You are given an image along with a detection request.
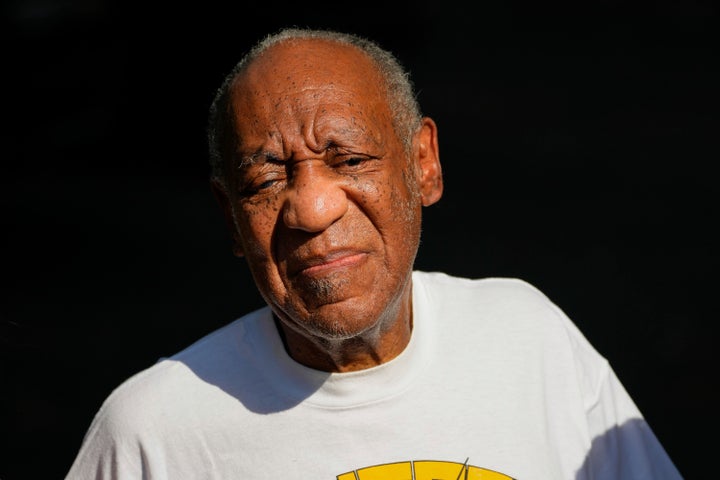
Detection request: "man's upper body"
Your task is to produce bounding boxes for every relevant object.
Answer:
[66,28,682,479]
[66,271,680,479]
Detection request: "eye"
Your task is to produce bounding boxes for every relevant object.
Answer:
[257,179,278,190]
[235,154,287,197]
[332,155,370,170]
[343,157,364,167]
[237,172,285,197]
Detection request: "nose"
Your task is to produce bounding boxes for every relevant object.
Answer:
[282,163,349,232]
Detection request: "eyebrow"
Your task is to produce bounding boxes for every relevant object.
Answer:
[237,150,282,170]
[237,140,350,170]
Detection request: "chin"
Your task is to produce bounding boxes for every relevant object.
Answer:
[306,290,408,342]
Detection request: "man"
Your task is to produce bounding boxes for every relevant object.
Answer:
[66,28,682,479]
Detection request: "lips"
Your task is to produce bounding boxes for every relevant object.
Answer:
[288,249,368,278]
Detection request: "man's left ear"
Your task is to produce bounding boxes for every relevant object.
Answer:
[415,117,443,206]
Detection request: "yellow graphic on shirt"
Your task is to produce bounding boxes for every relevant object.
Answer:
[337,459,514,479]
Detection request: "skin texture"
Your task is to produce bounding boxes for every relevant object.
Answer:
[213,39,443,372]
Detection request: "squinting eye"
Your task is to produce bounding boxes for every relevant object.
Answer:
[237,175,283,197]
[338,157,367,168]
[257,179,277,190]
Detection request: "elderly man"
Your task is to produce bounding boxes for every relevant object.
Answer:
[66,28,682,479]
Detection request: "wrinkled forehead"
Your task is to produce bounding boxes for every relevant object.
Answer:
[227,40,393,152]
[236,39,383,95]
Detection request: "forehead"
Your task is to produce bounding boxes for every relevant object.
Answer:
[228,39,392,154]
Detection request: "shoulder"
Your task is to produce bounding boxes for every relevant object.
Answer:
[413,269,549,294]
[67,307,274,477]
[86,306,272,435]
[412,270,562,314]
[412,269,605,368]
[413,271,613,411]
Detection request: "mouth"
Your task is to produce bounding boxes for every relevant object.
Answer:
[291,250,368,278]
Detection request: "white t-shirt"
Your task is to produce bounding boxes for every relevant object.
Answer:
[66,271,682,479]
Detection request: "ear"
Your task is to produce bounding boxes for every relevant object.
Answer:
[210,179,245,258]
[415,117,443,206]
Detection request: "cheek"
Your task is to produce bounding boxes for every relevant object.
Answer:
[387,163,421,224]
[237,197,281,258]
[350,174,381,206]
[353,168,421,245]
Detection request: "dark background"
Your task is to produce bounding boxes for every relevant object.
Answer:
[2,1,717,478]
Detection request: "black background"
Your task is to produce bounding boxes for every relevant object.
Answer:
[3,1,718,478]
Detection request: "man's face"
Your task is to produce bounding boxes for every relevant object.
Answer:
[220,40,440,343]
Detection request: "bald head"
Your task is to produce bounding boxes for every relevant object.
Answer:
[229,39,393,165]
[207,28,422,189]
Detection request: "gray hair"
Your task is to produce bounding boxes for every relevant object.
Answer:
[207,27,423,189]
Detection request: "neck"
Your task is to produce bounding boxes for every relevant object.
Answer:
[273,286,414,373]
